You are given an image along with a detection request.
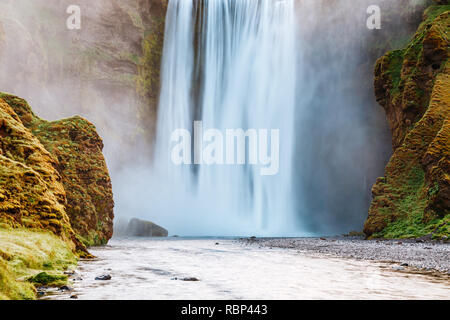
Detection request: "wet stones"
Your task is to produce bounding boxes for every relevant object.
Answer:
[95,274,112,281]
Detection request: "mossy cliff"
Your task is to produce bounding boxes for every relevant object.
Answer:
[0,94,114,246]
[0,99,74,242]
[364,2,450,239]
[0,94,114,299]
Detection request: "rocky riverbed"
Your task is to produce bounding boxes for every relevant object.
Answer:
[240,237,450,274]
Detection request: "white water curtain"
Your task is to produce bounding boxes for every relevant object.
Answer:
[154,0,299,236]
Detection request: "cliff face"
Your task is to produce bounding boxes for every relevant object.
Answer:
[0,0,168,167]
[0,99,69,235]
[0,98,86,257]
[365,3,450,239]
[0,94,114,246]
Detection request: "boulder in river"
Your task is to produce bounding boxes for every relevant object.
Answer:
[125,218,168,238]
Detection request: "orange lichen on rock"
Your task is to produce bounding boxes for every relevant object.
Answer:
[364,5,450,239]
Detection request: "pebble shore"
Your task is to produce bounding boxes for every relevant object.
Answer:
[240,237,450,275]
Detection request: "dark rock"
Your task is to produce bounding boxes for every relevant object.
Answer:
[59,285,72,292]
[70,295,78,299]
[125,218,168,237]
[171,277,200,282]
[401,263,409,267]
[182,277,200,282]
[95,274,112,281]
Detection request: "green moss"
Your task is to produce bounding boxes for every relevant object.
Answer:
[386,49,406,96]
[422,5,450,25]
[27,272,67,286]
[374,213,449,240]
[0,259,35,300]
[0,227,77,300]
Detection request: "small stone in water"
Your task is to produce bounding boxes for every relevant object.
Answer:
[95,274,112,281]
[171,277,200,281]
[182,277,200,281]
[59,285,72,292]
[70,295,78,299]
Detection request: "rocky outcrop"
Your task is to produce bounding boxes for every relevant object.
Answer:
[125,218,168,237]
[0,93,114,248]
[364,3,450,239]
[0,97,87,256]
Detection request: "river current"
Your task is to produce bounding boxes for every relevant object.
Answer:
[45,238,449,300]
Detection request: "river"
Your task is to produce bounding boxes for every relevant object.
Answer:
[44,238,449,300]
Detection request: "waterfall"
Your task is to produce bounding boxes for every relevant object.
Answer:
[153,0,301,236]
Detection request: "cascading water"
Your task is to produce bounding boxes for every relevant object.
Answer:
[153,0,302,236]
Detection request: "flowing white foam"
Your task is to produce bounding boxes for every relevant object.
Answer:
[152,0,301,236]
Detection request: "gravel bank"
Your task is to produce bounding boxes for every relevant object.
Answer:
[240,237,450,274]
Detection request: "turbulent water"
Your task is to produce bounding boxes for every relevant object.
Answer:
[45,239,450,300]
